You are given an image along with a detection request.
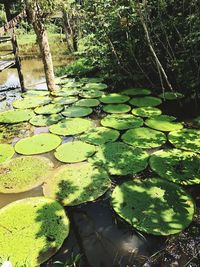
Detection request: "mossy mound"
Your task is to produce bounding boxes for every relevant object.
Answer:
[29,114,63,127]
[55,141,96,163]
[145,116,183,132]
[130,96,162,107]
[49,118,93,136]
[62,106,93,117]
[0,144,15,163]
[0,156,53,193]
[101,114,143,130]
[83,83,108,91]
[34,104,64,115]
[75,98,100,107]
[121,88,151,96]
[22,90,49,97]
[111,178,194,235]
[90,142,149,175]
[80,127,120,145]
[159,92,184,100]
[53,96,78,105]
[0,109,34,124]
[122,127,166,149]
[79,90,103,98]
[100,93,130,104]
[43,163,111,206]
[0,197,69,266]
[15,133,61,155]
[12,96,51,109]
[103,104,131,114]
[168,129,200,153]
[149,149,200,185]
[132,107,162,117]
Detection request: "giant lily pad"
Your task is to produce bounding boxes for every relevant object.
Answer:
[22,90,49,97]
[132,107,162,118]
[122,127,166,149]
[100,94,130,104]
[62,106,93,117]
[130,96,162,107]
[159,92,184,100]
[80,77,104,83]
[75,98,100,107]
[149,149,200,185]
[0,197,69,266]
[12,96,51,109]
[90,142,149,175]
[49,118,93,136]
[54,141,96,163]
[0,109,34,124]
[43,163,111,206]
[121,88,151,96]
[29,114,63,127]
[103,104,131,114]
[101,114,143,130]
[0,144,15,163]
[51,89,79,97]
[83,83,108,91]
[34,104,64,115]
[111,178,194,235]
[53,96,78,105]
[80,127,120,145]
[79,90,103,98]
[145,116,183,132]
[15,133,61,155]
[0,156,53,193]
[168,129,200,153]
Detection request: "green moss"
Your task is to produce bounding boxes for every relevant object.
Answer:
[149,149,200,185]
[122,127,166,149]
[129,96,162,107]
[159,92,184,100]
[80,127,120,145]
[15,133,61,155]
[62,106,93,117]
[90,142,149,175]
[132,107,162,117]
[121,88,151,96]
[34,104,64,115]
[43,163,111,206]
[49,118,93,136]
[0,156,53,193]
[100,93,130,104]
[168,128,200,153]
[53,96,78,105]
[0,144,15,163]
[103,104,131,114]
[101,114,143,130]
[79,90,103,98]
[0,197,69,266]
[111,178,194,235]
[54,141,96,163]
[83,83,108,91]
[0,109,34,124]
[75,98,100,107]
[12,96,51,109]
[145,116,183,132]
[29,114,63,127]
[22,90,49,98]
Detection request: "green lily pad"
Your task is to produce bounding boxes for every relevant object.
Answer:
[63,81,83,88]
[0,197,69,266]
[83,83,108,91]
[54,141,96,163]
[150,149,200,185]
[75,98,100,107]
[159,92,184,100]
[15,133,61,155]
[101,114,143,130]
[43,163,111,206]
[22,90,49,97]
[145,116,183,132]
[79,90,103,98]
[80,77,104,83]
[121,88,151,96]
[168,129,200,153]
[80,127,120,145]
[132,107,162,117]
[100,94,130,104]
[62,106,93,117]
[49,118,93,136]
[130,96,162,107]
[55,77,74,85]
[12,96,51,109]
[111,178,194,235]
[90,142,149,175]
[103,104,131,114]
[0,109,34,124]
[34,104,64,115]
[29,114,63,127]
[0,156,53,193]
[53,96,78,105]
[0,144,15,163]
[122,127,166,149]
[51,89,79,97]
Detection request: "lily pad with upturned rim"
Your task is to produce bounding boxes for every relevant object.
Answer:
[100,94,130,104]
[51,89,79,97]
[132,107,162,118]
[54,141,96,163]
[129,96,162,107]
[122,127,167,149]
[15,133,61,155]
[83,83,108,91]
[34,104,64,115]
[0,197,69,266]
[80,77,104,83]
[0,109,34,124]
[22,90,49,98]
[75,98,100,107]
[43,162,111,206]
[159,92,184,100]
[62,106,93,117]
[111,178,194,235]
[12,96,51,109]
[52,96,78,105]
[149,149,200,185]
[0,144,15,163]
[29,114,63,127]
[121,88,151,96]
[103,104,131,114]
[79,90,103,99]
[145,116,183,132]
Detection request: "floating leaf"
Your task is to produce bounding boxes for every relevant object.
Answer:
[22,90,49,97]
[0,144,14,163]
[121,88,151,96]
[53,96,78,105]
[29,114,63,127]
[80,77,104,83]
[79,90,103,98]
[0,109,34,124]
[145,116,183,132]
[159,92,184,100]
[83,83,108,91]
[75,98,100,107]
[103,104,131,114]
[100,93,130,104]
[130,96,162,107]
[132,107,162,117]
[34,104,64,115]
[51,89,79,97]
[13,96,51,109]
[62,106,93,117]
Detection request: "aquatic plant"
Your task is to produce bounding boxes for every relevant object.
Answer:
[75,98,100,107]
[83,83,108,91]
[52,96,78,105]
[100,93,130,104]
[62,106,93,117]
[12,96,51,109]
[103,104,131,114]
[79,90,103,98]
[29,114,63,127]
[121,88,151,96]
[129,96,162,107]
[0,144,15,163]
[159,92,184,100]
[34,104,64,115]
[0,109,34,124]
[132,107,162,117]
[145,115,183,132]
